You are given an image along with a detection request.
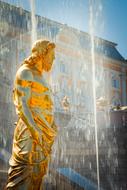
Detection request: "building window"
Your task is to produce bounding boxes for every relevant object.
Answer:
[112,77,120,89]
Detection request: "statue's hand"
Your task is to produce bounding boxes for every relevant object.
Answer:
[30,129,42,145]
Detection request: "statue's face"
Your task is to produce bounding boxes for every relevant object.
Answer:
[43,48,55,72]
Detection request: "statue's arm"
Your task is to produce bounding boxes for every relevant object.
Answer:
[15,68,41,142]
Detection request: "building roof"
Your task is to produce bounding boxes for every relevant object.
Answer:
[0,1,125,62]
[79,32,125,61]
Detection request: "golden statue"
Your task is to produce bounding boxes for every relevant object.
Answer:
[6,40,57,190]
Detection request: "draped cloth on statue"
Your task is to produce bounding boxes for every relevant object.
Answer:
[6,117,57,190]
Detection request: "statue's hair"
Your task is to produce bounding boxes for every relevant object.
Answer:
[24,39,55,66]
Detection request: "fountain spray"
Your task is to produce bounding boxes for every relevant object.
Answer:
[30,0,37,46]
[89,0,100,189]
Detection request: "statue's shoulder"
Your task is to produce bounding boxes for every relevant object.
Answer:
[16,65,33,81]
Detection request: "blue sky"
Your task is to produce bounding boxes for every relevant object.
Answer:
[2,0,127,58]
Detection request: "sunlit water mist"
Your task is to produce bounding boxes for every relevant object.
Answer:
[89,1,100,189]
[30,0,37,46]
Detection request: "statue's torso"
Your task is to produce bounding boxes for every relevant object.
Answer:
[30,71,54,128]
[13,65,54,129]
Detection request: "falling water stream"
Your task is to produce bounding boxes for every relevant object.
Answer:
[89,1,100,189]
[30,0,37,45]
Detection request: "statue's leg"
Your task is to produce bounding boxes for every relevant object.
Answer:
[6,118,33,189]
[6,118,51,190]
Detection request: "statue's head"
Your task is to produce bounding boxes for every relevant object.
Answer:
[32,39,55,72]
[24,39,55,72]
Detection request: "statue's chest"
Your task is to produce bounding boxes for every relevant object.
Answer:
[30,75,53,106]
[32,75,49,93]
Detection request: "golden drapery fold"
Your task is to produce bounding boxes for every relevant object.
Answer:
[6,116,57,190]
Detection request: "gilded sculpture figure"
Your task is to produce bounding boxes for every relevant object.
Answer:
[6,40,57,190]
